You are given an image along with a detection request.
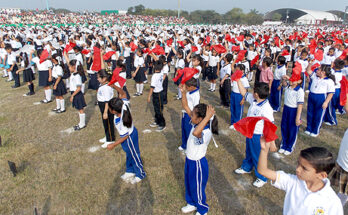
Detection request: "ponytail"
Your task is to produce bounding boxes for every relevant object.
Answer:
[321,65,335,83]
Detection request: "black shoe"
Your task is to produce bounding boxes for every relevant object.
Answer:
[57,109,66,114]
[74,125,86,131]
[52,108,60,112]
[40,99,52,104]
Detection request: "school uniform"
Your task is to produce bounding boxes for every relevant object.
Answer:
[280,85,304,153]
[185,124,212,215]
[269,64,286,111]
[181,88,200,150]
[21,60,35,83]
[230,76,250,126]
[114,115,146,179]
[219,62,231,107]
[324,70,344,125]
[32,56,53,86]
[201,52,209,81]
[306,74,335,135]
[52,64,67,96]
[174,58,185,85]
[241,93,274,182]
[207,54,219,81]
[151,72,165,127]
[7,52,20,87]
[238,60,251,81]
[161,64,169,104]
[70,73,86,110]
[272,171,343,215]
[98,84,115,142]
[322,54,336,66]
[133,55,146,83]
[297,59,309,90]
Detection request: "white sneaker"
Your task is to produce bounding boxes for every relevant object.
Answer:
[99,137,106,143]
[284,151,292,156]
[130,176,142,184]
[120,172,135,182]
[101,142,113,149]
[253,179,267,188]
[278,149,285,154]
[305,90,309,93]
[229,125,236,130]
[325,122,333,126]
[178,146,184,151]
[181,204,197,213]
[149,122,158,128]
[234,167,251,174]
[310,133,319,137]
[304,131,311,135]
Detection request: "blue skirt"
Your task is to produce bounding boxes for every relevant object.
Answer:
[23,68,35,82]
[88,73,99,90]
[71,91,86,110]
[207,66,218,81]
[134,67,146,83]
[53,78,67,96]
[38,70,52,86]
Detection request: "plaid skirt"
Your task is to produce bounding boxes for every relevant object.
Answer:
[329,162,348,195]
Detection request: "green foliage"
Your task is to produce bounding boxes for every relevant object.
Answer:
[272,12,282,21]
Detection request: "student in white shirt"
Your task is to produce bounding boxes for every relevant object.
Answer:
[16,52,36,96]
[96,70,115,148]
[269,56,287,112]
[206,48,220,91]
[322,48,336,66]
[5,45,20,88]
[258,140,343,215]
[51,54,67,113]
[172,48,185,99]
[219,53,232,108]
[147,61,166,131]
[132,49,146,96]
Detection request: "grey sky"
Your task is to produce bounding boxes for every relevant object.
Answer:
[1,0,347,14]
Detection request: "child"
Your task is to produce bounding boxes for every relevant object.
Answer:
[258,57,273,91]
[173,48,185,99]
[51,54,67,113]
[258,140,343,214]
[97,70,115,148]
[107,98,146,184]
[278,73,304,155]
[296,50,309,90]
[132,49,146,96]
[180,103,218,215]
[5,45,20,88]
[178,78,200,152]
[206,48,220,92]
[17,52,35,96]
[229,64,250,129]
[148,61,166,132]
[234,81,274,188]
[0,42,10,79]
[68,60,87,131]
[305,64,335,137]
[159,55,169,105]
[219,53,233,108]
[30,49,53,103]
[269,56,287,112]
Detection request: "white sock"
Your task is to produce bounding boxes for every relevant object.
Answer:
[79,113,86,127]
[60,99,65,111]
[136,83,140,93]
[44,89,49,101]
[178,88,182,98]
[46,89,52,101]
[140,83,144,94]
[338,193,348,206]
[56,99,61,109]
[210,83,213,90]
[8,71,13,80]
[3,69,8,76]
[81,83,85,94]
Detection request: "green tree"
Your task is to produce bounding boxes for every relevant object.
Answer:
[127,7,134,15]
[225,8,244,24]
[134,4,145,15]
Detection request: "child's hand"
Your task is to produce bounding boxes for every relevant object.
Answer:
[296,118,302,126]
[179,84,186,93]
[131,72,136,78]
[107,143,114,150]
[322,102,328,109]
[70,96,74,102]
[103,113,108,120]
[260,137,277,152]
[53,85,57,90]
[147,96,151,103]
[16,70,19,74]
[206,105,215,119]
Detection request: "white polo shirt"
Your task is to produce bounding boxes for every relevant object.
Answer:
[134,56,144,68]
[151,72,163,93]
[175,58,185,69]
[332,70,343,89]
[232,76,250,93]
[97,84,114,102]
[310,75,335,94]
[32,56,53,71]
[245,93,274,134]
[336,129,348,172]
[161,64,169,76]
[114,116,134,138]
[52,65,64,78]
[284,85,304,108]
[185,125,212,161]
[297,59,309,74]
[220,62,231,80]
[7,52,16,65]
[274,65,287,80]
[208,54,219,67]
[69,73,82,92]
[185,88,200,112]
[322,54,336,65]
[342,65,348,77]
[272,171,343,215]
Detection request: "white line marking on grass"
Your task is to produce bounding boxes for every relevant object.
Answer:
[60,127,74,134]
[33,102,41,105]
[142,129,152,134]
[88,146,100,153]
[272,152,284,159]
[48,112,56,116]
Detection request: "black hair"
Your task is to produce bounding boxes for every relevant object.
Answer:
[159,55,167,64]
[254,82,270,99]
[333,59,345,70]
[277,56,286,65]
[177,48,184,59]
[263,57,272,67]
[300,50,308,56]
[320,65,335,83]
[192,55,204,69]
[98,69,111,82]
[185,77,198,88]
[193,103,219,135]
[21,52,29,68]
[300,147,335,174]
[69,60,85,77]
[235,64,245,72]
[116,60,126,71]
[109,98,132,128]
[153,60,163,72]
[225,53,233,63]
[5,44,12,50]
[36,49,43,58]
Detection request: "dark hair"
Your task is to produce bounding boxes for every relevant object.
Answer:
[254,82,270,99]
[225,53,233,63]
[185,77,198,88]
[320,65,335,83]
[300,50,308,56]
[277,56,286,65]
[159,55,167,64]
[300,147,335,174]
[98,69,111,82]
[69,60,85,77]
[236,64,246,73]
[5,44,12,50]
[192,55,204,69]
[116,60,126,71]
[153,60,163,72]
[109,98,132,128]
[21,52,29,68]
[333,59,345,70]
[263,57,272,67]
[177,48,184,59]
[193,103,218,135]
[36,49,43,58]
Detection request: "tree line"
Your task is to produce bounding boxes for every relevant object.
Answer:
[127,5,265,25]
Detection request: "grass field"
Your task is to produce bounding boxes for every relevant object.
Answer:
[0,68,347,215]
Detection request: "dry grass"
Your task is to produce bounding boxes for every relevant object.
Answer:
[0,69,347,215]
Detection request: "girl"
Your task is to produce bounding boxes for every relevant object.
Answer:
[132,49,146,96]
[269,56,287,112]
[0,41,10,78]
[17,52,35,96]
[107,98,146,184]
[219,53,233,108]
[258,140,343,214]
[278,73,304,155]
[97,70,115,148]
[86,41,99,92]
[68,60,87,131]
[180,102,218,215]
[305,64,335,137]
[172,47,185,99]
[5,45,20,88]
[30,49,53,103]
[205,48,219,92]
[51,54,67,113]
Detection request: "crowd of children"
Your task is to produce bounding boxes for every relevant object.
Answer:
[1,22,348,214]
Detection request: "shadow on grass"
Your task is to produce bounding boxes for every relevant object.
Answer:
[85,93,97,125]
[105,166,154,215]
[207,155,247,214]
[41,196,51,215]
